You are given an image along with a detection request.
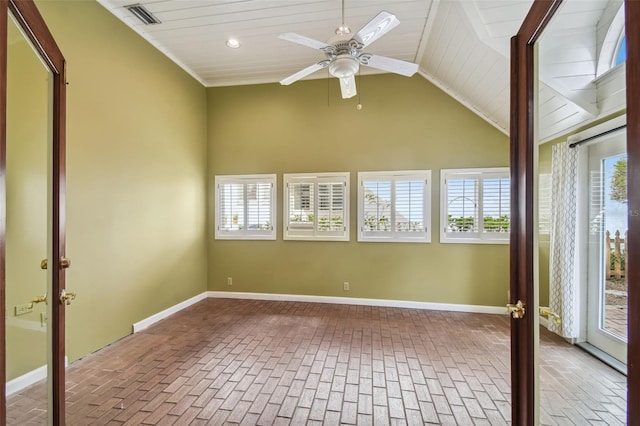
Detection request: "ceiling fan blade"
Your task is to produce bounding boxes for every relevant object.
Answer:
[339,76,357,99]
[278,32,329,50]
[353,11,400,48]
[280,62,327,85]
[365,54,418,77]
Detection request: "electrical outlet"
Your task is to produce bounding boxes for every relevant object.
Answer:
[41,312,47,327]
[343,281,350,291]
[15,303,33,316]
[227,277,233,286]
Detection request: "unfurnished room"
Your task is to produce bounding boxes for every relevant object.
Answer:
[1,0,638,424]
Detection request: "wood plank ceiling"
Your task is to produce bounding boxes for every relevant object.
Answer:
[97,0,626,139]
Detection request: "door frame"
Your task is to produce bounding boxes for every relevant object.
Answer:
[509,2,562,424]
[626,1,640,423]
[510,0,639,425]
[0,1,67,424]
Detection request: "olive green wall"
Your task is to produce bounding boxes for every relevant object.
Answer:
[5,18,50,380]
[539,143,553,307]
[207,75,510,306]
[29,0,209,363]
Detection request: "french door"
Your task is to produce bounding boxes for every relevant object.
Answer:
[0,0,68,424]
[587,134,628,364]
[511,0,639,425]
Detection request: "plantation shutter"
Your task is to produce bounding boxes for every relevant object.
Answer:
[482,176,510,234]
[395,179,425,233]
[539,173,552,234]
[362,180,392,232]
[284,173,350,241]
[358,171,430,242]
[287,181,315,231]
[317,181,346,232]
[445,176,480,235]
[246,182,274,231]
[219,183,245,232]
[589,170,604,234]
[441,168,510,243]
[215,175,276,240]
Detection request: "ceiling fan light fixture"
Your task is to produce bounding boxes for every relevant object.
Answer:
[329,55,359,78]
[225,38,241,49]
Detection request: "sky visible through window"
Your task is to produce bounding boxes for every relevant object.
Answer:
[615,35,627,66]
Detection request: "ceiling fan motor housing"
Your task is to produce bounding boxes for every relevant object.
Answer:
[324,37,364,78]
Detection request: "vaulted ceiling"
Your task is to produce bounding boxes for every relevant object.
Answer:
[97,0,627,141]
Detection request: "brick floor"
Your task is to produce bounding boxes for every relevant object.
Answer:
[7,298,627,425]
[605,304,627,341]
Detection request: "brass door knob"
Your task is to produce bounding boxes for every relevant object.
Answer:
[41,258,70,270]
[539,307,561,324]
[60,289,76,306]
[507,300,526,319]
[31,293,47,307]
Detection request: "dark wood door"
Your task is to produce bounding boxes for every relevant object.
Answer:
[510,0,639,424]
[624,1,640,424]
[0,0,67,424]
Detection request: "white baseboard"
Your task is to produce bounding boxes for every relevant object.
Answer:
[132,292,208,333]
[539,316,549,329]
[131,290,506,337]
[207,291,507,315]
[7,291,504,398]
[6,357,68,396]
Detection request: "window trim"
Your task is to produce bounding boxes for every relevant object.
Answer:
[214,174,277,240]
[283,172,350,242]
[595,3,625,77]
[357,170,432,243]
[440,167,510,245]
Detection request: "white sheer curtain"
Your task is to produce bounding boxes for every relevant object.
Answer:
[548,142,580,338]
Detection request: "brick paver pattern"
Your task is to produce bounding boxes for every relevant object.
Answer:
[7,298,627,425]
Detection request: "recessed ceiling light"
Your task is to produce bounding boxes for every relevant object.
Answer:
[226,38,241,49]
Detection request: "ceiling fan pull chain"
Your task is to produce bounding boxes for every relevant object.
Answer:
[328,68,331,107]
[357,68,362,110]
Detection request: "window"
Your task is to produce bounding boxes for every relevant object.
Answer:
[215,174,276,240]
[614,34,626,66]
[283,173,350,241]
[441,168,510,244]
[595,4,625,77]
[358,171,431,243]
[539,173,552,234]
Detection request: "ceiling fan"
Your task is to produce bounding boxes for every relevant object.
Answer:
[278,7,419,99]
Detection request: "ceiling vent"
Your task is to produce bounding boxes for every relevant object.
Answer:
[124,4,161,25]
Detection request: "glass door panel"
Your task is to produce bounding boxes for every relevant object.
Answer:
[5,11,52,424]
[587,134,628,363]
